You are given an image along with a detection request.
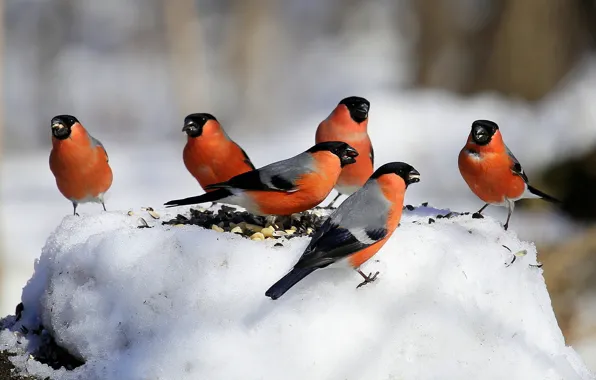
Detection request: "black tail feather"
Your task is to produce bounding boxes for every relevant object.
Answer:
[164,188,232,208]
[528,185,562,204]
[204,182,228,191]
[265,267,317,300]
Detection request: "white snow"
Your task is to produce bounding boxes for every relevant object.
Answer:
[0,207,594,380]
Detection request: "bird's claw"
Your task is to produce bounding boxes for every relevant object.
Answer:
[356,271,379,289]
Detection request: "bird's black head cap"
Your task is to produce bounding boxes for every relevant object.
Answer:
[308,141,359,167]
[339,96,370,123]
[51,114,79,140]
[183,113,218,137]
[471,120,499,146]
[371,162,420,186]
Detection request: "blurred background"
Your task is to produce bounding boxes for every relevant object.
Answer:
[1,0,596,370]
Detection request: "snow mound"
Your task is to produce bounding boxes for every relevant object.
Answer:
[1,207,594,380]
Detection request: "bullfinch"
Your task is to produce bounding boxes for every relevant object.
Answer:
[265,161,420,300]
[165,141,359,216]
[316,96,374,208]
[458,119,561,230]
[49,114,113,216]
[182,113,255,191]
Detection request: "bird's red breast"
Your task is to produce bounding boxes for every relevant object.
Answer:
[348,174,405,268]
[458,130,526,204]
[49,123,113,201]
[245,150,343,215]
[183,120,254,191]
[316,105,373,192]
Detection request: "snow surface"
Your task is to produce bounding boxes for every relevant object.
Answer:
[0,207,594,380]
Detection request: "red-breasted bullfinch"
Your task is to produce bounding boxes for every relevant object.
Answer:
[265,162,420,300]
[316,96,374,208]
[49,115,113,216]
[458,119,561,230]
[164,141,359,216]
[182,113,255,191]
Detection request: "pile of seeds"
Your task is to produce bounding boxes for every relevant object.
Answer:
[162,205,328,241]
[159,202,468,240]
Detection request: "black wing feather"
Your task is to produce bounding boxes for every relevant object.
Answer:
[205,170,270,191]
[511,162,528,183]
[205,166,295,193]
[294,222,383,269]
[366,227,387,241]
[239,145,256,170]
[270,175,295,191]
[506,146,529,183]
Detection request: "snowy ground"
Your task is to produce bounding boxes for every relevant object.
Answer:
[0,206,594,380]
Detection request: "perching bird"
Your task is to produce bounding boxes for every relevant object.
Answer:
[49,115,113,216]
[265,162,421,300]
[182,113,255,191]
[164,141,359,216]
[458,119,561,230]
[316,96,374,208]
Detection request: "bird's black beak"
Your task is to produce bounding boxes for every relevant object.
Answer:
[51,122,70,139]
[182,122,195,133]
[350,102,369,123]
[472,125,490,144]
[341,147,359,167]
[406,168,421,185]
[182,121,202,137]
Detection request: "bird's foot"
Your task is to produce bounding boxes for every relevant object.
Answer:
[74,213,80,217]
[356,270,379,289]
[503,222,509,231]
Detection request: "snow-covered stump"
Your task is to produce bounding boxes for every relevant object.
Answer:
[1,206,594,380]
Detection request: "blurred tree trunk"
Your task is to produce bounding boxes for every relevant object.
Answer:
[412,0,595,100]
[34,0,74,145]
[478,0,589,100]
[226,0,281,130]
[162,0,207,117]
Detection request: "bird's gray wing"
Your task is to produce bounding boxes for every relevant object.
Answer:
[89,134,109,162]
[506,145,528,183]
[206,151,315,193]
[294,180,390,269]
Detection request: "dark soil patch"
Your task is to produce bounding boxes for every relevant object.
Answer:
[0,351,37,380]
